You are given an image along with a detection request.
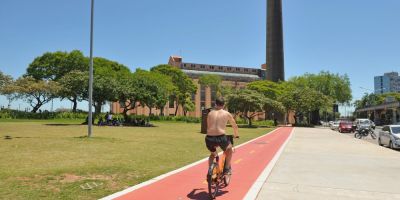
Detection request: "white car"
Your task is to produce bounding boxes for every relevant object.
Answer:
[330,121,339,130]
[378,125,400,149]
[354,118,375,130]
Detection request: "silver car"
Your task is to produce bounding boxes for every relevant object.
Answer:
[378,125,400,149]
[330,121,339,130]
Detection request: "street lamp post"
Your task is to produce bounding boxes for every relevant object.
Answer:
[88,0,94,137]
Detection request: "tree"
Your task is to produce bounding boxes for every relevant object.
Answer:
[183,97,195,116]
[87,57,131,114]
[279,84,332,125]
[227,89,265,126]
[57,71,88,112]
[116,72,140,120]
[26,50,88,110]
[7,76,60,113]
[26,50,88,81]
[247,80,286,120]
[0,71,14,108]
[247,80,284,100]
[288,71,351,124]
[0,71,13,90]
[199,74,222,96]
[151,65,197,115]
[133,69,175,116]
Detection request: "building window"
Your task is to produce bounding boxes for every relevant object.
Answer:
[219,66,223,70]
[183,63,186,67]
[244,69,248,72]
[228,68,231,71]
[191,64,195,68]
[211,86,217,107]
[201,85,206,102]
[200,85,206,109]
[252,69,256,72]
[201,65,205,69]
[236,68,240,71]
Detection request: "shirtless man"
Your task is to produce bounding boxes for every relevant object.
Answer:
[205,97,239,175]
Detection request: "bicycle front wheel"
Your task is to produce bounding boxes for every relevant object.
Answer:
[207,163,219,199]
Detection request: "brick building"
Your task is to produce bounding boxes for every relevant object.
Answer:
[111,56,266,118]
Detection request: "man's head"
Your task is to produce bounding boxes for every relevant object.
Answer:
[215,97,225,108]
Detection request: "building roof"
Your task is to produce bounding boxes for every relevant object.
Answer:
[182,69,261,82]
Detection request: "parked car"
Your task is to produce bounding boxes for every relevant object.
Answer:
[330,121,339,130]
[338,121,353,133]
[354,119,375,130]
[378,125,400,149]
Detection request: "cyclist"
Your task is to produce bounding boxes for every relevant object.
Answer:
[205,97,239,175]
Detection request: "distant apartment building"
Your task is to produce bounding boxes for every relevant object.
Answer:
[111,56,266,118]
[374,72,400,94]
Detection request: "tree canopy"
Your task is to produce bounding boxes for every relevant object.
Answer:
[26,50,88,81]
[247,80,284,100]
[7,76,60,113]
[57,71,88,112]
[151,65,197,115]
[288,71,352,104]
[227,89,266,126]
[0,71,13,93]
[87,57,131,114]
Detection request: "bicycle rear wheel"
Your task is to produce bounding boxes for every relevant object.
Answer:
[207,163,219,199]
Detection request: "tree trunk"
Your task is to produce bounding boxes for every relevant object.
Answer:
[94,102,102,114]
[123,108,129,122]
[31,102,43,113]
[174,103,179,116]
[310,109,320,125]
[149,107,152,116]
[72,98,78,112]
[160,107,164,116]
[248,117,252,126]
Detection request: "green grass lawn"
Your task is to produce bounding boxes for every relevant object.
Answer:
[0,119,273,200]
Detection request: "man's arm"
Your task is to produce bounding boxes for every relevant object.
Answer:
[228,113,239,138]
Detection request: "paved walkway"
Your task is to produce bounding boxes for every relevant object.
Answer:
[101,127,293,200]
[257,127,400,200]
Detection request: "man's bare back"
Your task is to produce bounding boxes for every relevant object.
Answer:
[207,108,238,137]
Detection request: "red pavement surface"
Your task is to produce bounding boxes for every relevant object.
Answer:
[112,127,293,200]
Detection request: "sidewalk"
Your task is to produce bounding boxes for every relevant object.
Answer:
[256,127,400,200]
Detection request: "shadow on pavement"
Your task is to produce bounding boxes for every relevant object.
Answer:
[186,188,228,200]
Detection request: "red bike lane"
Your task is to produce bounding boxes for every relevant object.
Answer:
[102,127,293,200]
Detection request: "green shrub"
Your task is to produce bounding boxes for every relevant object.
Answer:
[0,109,88,120]
[253,120,275,127]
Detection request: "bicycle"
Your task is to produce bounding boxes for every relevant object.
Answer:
[206,135,237,199]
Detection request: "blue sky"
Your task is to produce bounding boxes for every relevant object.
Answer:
[0,0,399,114]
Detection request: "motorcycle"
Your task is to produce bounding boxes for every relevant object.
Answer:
[354,127,376,139]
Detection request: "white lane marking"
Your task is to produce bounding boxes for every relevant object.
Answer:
[243,128,295,200]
